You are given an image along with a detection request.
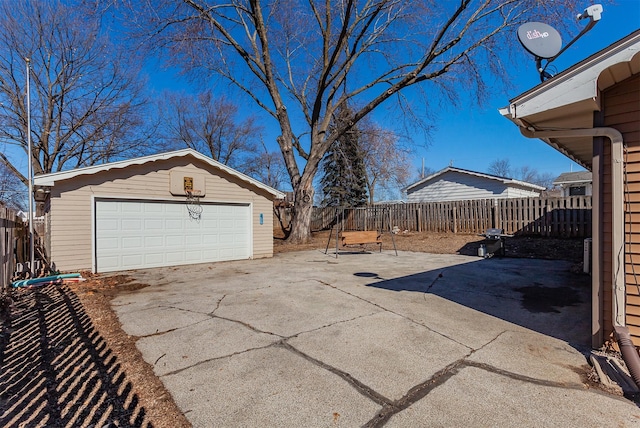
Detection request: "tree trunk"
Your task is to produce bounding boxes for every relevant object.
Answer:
[286,160,320,244]
[288,191,314,243]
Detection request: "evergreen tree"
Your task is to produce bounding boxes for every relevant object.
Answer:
[320,105,368,207]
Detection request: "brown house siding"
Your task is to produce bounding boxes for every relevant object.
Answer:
[604,74,640,345]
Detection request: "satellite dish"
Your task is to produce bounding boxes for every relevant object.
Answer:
[517,22,563,59]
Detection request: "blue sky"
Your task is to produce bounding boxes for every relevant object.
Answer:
[153,1,636,186]
[412,0,640,180]
[4,1,639,193]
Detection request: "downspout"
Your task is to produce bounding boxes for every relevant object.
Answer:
[518,126,640,388]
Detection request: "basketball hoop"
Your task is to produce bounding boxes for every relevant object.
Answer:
[186,190,203,221]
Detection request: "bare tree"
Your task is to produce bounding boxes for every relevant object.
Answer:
[0,156,25,210]
[163,90,262,168]
[241,139,288,190]
[488,158,512,178]
[130,0,574,242]
[489,158,554,188]
[359,121,412,203]
[0,1,151,182]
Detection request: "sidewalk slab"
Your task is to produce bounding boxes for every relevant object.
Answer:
[387,366,640,427]
[289,310,471,401]
[162,346,381,427]
[468,330,589,385]
[136,317,279,376]
[213,279,382,337]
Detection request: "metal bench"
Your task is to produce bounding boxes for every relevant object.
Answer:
[339,231,382,252]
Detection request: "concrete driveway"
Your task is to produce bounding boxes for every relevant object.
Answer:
[112,250,640,427]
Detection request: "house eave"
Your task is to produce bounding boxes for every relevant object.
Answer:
[500,30,640,169]
[33,149,286,199]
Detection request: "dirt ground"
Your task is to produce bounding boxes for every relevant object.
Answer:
[1,231,587,427]
[275,230,586,265]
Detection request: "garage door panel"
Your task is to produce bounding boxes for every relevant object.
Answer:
[185,237,203,247]
[96,200,251,272]
[166,219,184,230]
[145,219,163,229]
[97,237,120,250]
[122,203,142,213]
[143,253,164,264]
[164,204,183,215]
[185,250,203,259]
[219,219,234,228]
[144,236,165,247]
[98,218,119,231]
[99,256,120,270]
[122,237,143,249]
[123,254,144,267]
[166,252,186,263]
[144,203,164,213]
[122,219,142,230]
[167,235,185,245]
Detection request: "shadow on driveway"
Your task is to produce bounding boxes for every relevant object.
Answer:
[360,256,591,350]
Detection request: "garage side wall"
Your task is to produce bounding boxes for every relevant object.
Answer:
[48,158,274,272]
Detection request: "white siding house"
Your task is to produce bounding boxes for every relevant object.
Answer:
[553,171,593,196]
[405,167,544,203]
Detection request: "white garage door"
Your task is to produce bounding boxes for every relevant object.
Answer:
[95,199,251,272]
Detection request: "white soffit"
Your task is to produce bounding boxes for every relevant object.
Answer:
[508,31,640,120]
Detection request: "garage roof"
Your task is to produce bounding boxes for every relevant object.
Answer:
[33,148,286,199]
[500,30,640,170]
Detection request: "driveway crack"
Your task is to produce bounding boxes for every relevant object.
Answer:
[209,294,226,315]
[160,343,277,377]
[284,312,379,339]
[314,279,472,350]
[363,357,468,427]
[210,314,284,338]
[277,341,392,407]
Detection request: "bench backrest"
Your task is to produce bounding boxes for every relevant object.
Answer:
[340,230,380,244]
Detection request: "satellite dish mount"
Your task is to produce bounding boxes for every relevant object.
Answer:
[517,4,603,82]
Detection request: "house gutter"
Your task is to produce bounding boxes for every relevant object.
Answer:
[517,126,640,388]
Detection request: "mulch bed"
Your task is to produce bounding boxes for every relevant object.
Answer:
[0,282,189,428]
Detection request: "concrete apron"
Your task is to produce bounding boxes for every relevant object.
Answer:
[112,250,640,427]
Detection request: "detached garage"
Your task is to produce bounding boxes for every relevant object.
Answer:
[33,149,284,273]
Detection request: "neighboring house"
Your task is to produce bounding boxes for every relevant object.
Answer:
[33,149,284,273]
[501,30,640,348]
[404,166,544,203]
[553,171,593,196]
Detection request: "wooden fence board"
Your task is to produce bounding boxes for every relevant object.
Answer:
[308,196,592,238]
[1,206,21,290]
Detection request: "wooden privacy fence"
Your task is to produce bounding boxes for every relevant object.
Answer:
[1,206,22,290]
[309,196,592,238]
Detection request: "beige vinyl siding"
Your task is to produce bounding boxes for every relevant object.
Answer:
[49,157,275,271]
[604,74,640,346]
[252,197,274,259]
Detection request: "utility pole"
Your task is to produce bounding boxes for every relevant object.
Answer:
[26,57,34,276]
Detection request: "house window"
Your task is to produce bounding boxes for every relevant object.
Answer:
[569,186,586,196]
